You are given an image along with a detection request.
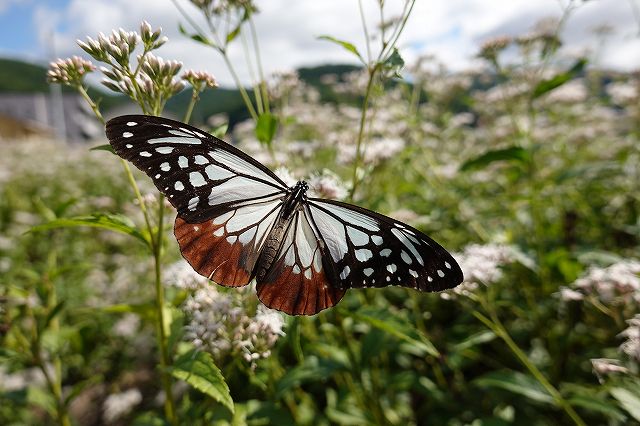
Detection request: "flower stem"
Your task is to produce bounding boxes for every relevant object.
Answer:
[153,195,177,425]
[348,66,378,201]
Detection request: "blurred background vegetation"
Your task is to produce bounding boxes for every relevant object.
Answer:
[1,0,639,425]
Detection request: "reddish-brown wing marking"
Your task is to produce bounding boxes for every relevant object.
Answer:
[256,209,345,315]
[175,196,283,287]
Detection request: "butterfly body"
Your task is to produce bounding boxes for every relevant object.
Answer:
[106,115,463,315]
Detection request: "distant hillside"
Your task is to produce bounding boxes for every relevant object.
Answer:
[0,57,361,127]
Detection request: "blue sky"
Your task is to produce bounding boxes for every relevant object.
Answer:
[0,0,638,86]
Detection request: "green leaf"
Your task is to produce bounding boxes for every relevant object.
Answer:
[382,48,405,78]
[211,123,229,139]
[255,113,278,146]
[29,213,150,246]
[90,144,115,154]
[474,370,554,404]
[452,330,497,352]
[531,58,587,100]
[42,300,66,331]
[276,356,344,398]
[460,146,530,172]
[226,26,241,43]
[349,307,440,357]
[567,394,626,422]
[100,302,157,321]
[611,386,640,421]
[178,23,215,47]
[170,349,234,413]
[318,35,364,64]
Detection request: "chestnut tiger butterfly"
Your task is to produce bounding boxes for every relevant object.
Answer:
[106,115,463,315]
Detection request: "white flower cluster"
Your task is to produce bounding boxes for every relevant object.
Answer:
[619,314,640,362]
[443,244,523,299]
[175,271,285,368]
[103,388,143,423]
[559,260,640,304]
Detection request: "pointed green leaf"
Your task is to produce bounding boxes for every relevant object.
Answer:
[178,23,215,47]
[90,144,115,154]
[211,123,228,139]
[255,113,278,146]
[474,370,554,404]
[531,58,587,100]
[226,26,241,43]
[171,349,234,413]
[29,213,150,246]
[611,386,640,421]
[349,307,439,357]
[318,35,365,64]
[460,146,530,172]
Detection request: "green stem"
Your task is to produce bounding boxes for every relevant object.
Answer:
[184,88,200,124]
[348,67,378,201]
[474,299,586,426]
[153,195,177,425]
[248,13,270,114]
[221,50,259,121]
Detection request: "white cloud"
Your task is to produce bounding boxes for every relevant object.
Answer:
[38,0,640,87]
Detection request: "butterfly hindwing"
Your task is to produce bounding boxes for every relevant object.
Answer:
[307,199,463,293]
[256,209,346,315]
[175,195,283,287]
[106,115,287,223]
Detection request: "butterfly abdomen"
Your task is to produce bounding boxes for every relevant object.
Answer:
[255,221,289,281]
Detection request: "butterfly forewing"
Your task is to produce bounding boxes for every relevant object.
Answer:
[307,199,463,293]
[256,209,345,315]
[106,115,287,223]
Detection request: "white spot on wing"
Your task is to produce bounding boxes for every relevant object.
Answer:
[293,265,301,274]
[205,164,234,181]
[386,264,397,273]
[189,171,206,187]
[195,155,209,165]
[445,261,451,269]
[347,226,369,247]
[140,151,151,157]
[401,251,412,264]
[123,132,133,138]
[339,265,350,280]
[371,235,383,245]
[149,136,201,145]
[226,235,237,244]
[364,268,374,276]
[175,181,184,191]
[126,144,133,148]
[409,269,418,278]
[178,156,188,168]
[380,248,391,257]
[160,162,171,171]
[188,196,199,211]
[355,249,372,262]
[213,211,234,225]
[155,147,174,154]
[213,227,224,237]
[304,269,312,280]
[437,270,445,278]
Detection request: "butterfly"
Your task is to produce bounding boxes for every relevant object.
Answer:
[105,115,463,315]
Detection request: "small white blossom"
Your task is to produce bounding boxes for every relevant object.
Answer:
[591,358,628,383]
[443,244,524,299]
[619,314,640,362]
[165,260,209,290]
[103,388,143,423]
[568,260,640,305]
[112,313,141,337]
[308,171,348,200]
